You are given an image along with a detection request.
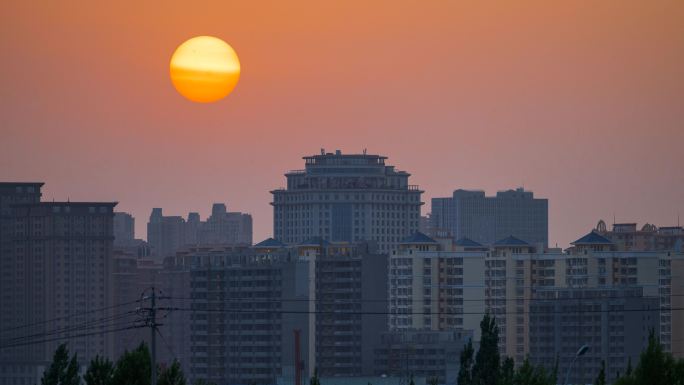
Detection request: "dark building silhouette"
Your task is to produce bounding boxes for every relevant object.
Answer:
[147,204,252,259]
[430,188,548,246]
[0,183,116,385]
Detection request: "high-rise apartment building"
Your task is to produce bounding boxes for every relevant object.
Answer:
[113,212,135,245]
[529,287,658,385]
[199,203,253,245]
[428,197,453,234]
[148,208,187,258]
[147,204,253,259]
[0,188,116,385]
[0,183,43,385]
[388,232,485,336]
[160,239,388,385]
[485,230,683,371]
[271,150,423,252]
[431,188,548,246]
[308,240,388,377]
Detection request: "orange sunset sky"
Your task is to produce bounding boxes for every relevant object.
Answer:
[1,1,683,247]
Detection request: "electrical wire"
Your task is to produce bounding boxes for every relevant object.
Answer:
[155,305,684,317]
[0,299,142,336]
[0,324,146,349]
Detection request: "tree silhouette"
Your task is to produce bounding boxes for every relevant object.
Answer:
[157,360,186,385]
[40,343,81,385]
[111,342,151,385]
[84,355,114,385]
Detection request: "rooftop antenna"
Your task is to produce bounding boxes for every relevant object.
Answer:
[613,213,616,226]
[320,148,325,155]
[363,148,367,155]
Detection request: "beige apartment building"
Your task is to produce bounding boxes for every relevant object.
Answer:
[388,232,487,339]
[488,230,684,364]
[388,227,684,370]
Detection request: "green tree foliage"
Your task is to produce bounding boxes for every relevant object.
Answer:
[41,343,81,385]
[614,331,684,385]
[83,355,114,385]
[513,357,554,385]
[457,314,556,385]
[550,355,558,385]
[472,313,500,385]
[427,377,439,385]
[111,342,151,385]
[593,360,605,385]
[457,339,474,385]
[157,360,186,385]
[499,357,514,385]
[309,368,320,385]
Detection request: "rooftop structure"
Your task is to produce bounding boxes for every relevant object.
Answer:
[272,150,423,252]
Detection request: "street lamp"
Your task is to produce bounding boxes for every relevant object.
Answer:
[563,344,589,385]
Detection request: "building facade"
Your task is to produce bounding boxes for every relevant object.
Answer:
[160,239,388,385]
[113,212,135,245]
[388,232,486,337]
[428,198,453,235]
[147,204,253,259]
[373,329,473,385]
[271,150,423,252]
[593,220,684,252]
[431,188,548,246]
[0,190,116,385]
[199,203,253,245]
[529,287,658,385]
[306,240,388,377]
[485,230,684,367]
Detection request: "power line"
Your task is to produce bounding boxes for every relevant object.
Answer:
[162,292,684,304]
[157,305,684,317]
[0,299,142,336]
[0,324,146,350]
[1,311,143,347]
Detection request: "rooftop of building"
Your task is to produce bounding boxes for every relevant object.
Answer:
[493,235,530,246]
[303,149,387,163]
[253,237,286,248]
[571,231,613,245]
[0,182,45,187]
[298,236,332,247]
[454,237,484,247]
[400,231,438,244]
[12,201,118,207]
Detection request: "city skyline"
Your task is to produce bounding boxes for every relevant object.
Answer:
[2,1,683,248]
[2,2,684,385]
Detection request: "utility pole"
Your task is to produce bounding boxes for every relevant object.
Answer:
[151,287,157,385]
[140,287,159,385]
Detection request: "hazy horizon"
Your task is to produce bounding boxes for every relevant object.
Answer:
[2,1,683,247]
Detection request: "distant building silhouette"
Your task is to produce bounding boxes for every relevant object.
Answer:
[113,212,135,245]
[271,150,423,252]
[430,188,548,246]
[146,203,252,259]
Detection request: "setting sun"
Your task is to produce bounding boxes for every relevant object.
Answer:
[169,36,240,103]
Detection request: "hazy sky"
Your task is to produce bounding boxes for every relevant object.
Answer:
[1,1,682,247]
